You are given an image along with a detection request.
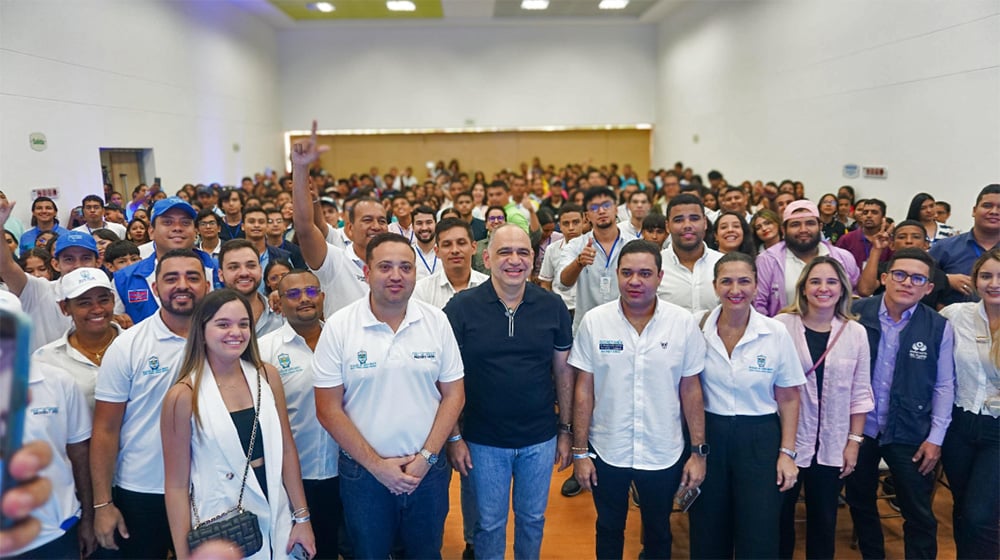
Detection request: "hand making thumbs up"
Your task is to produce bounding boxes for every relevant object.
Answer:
[577,236,597,267]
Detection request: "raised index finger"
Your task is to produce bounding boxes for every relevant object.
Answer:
[311,119,319,144]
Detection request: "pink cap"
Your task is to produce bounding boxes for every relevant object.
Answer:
[783,200,820,222]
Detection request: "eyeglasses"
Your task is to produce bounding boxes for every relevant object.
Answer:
[888,270,929,287]
[588,201,615,212]
[197,221,218,227]
[486,216,506,223]
[281,286,321,300]
[266,218,284,224]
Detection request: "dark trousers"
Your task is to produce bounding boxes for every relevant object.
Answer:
[591,452,684,559]
[112,487,173,559]
[941,407,1000,560]
[845,437,937,559]
[688,413,783,559]
[778,459,843,560]
[13,523,78,559]
[303,477,342,560]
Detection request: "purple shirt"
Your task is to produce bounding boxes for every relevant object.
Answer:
[835,228,892,269]
[864,300,955,445]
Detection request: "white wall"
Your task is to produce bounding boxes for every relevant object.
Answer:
[653,0,1000,231]
[0,0,283,225]
[277,23,657,131]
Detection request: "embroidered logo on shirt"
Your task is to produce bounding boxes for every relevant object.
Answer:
[276,353,303,376]
[599,340,624,354]
[748,354,775,374]
[412,351,436,360]
[30,406,59,415]
[278,353,291,369]
[351,349,377,370]
[660,341,669,349]
[142,355,170,376]
[127,289,149,303]
[909,341,928,360]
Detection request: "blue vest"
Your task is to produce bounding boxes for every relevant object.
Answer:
[853,296,947,446]
[114,250,219,324]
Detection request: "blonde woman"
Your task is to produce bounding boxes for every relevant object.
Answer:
[774,256,874,559]
[940,248,1000,560]
[161,289,315,559]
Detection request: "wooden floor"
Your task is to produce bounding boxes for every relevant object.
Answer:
[439,465,957,559]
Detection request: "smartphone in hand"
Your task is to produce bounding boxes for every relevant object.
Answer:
[0,309,33,528]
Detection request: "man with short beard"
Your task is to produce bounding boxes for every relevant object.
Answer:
[411,205,438,281]
[755,201,860,316]
[90,249,210,558]
[836,198,891,268]
[656,194,722,315]
[218,239,283,336]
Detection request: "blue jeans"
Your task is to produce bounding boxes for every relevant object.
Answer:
[468,437,557,560]
[338,451,451,559]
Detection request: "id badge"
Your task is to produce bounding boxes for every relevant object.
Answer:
[600,275,612,295]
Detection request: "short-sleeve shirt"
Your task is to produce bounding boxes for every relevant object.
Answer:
[412,269,489,309]
[259,323,338,479]
[556,231,625,331]
[94,312,187,493]
[19,276,72,351]
[700,306,807,415]
[538,239,575,310]
[569,299,704,469]
[657,243,722,314]
[311,243,369,319]
[444,281,573,448]
[312,298,464,458]
[32,323,123,411]
[930,231,1000,306]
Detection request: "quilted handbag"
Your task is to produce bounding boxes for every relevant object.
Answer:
[187,369,264,557]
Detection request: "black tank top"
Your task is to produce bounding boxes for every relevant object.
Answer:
[230,407,267,499]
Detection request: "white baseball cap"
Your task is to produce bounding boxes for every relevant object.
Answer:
[59,267,113,301]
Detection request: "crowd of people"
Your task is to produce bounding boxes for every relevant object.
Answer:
[0,122,997,560]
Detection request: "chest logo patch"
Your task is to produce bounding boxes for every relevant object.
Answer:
[351,349,377,370]
[909,341,928,360]
[748,354,775,374]
[599,340,624,354]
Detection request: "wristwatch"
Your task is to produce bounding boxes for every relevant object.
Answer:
[779,447,798,460]
[419,448,439,465]
[690,443,710,457]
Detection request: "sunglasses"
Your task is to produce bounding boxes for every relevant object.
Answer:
[282,286,321,300]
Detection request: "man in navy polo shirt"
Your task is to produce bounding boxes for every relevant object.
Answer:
[444,224,574,559]
[930,183,1000,306]
[113,197,218,323]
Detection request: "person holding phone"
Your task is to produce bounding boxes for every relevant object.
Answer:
[774,257,874,559]
[688,252,805,559]
[569,240,707,559]
[161,289,315,559]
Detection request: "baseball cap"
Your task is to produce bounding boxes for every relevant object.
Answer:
[53,231,98,257]
[783,200,820,223]
[59,267,113,300]
[196,185,215,196]
[0,290,22,313]
[151,197,197,223]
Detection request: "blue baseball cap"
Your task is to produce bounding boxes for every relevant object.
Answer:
[151,197,197,224]
[53,231,98,257]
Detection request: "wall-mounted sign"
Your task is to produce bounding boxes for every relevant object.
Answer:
[31,187,59,200]
[863,166,887,179]
[843,164,859,179]
[29,132,47,152]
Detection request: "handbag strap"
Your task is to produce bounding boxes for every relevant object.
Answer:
[803,321,847,377]
[191,366,263,528]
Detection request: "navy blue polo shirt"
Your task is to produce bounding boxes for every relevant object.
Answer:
[929,231,999,306]
[444,280,572,449]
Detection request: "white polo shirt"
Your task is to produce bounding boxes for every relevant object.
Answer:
[538,239,576,310]
[311,242,369,319]
[569,299,704,469]
[74,221,127,239]
[259,323,338,480]
[657,243,722,315]
[617,221,642,241]
[556,231,625,331]
[33,323,123,411]
[414,245,438,281]
[9,364,91,556]
[94,311,187,493]
[412,268,489,309]
[700,306,806,416]
[324,224,347,249]
[312,298,464,458]
[19,276,72,351]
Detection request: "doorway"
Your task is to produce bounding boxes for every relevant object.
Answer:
[100,148,156,200]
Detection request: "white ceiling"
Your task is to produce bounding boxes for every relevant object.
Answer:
[235,0,687,28]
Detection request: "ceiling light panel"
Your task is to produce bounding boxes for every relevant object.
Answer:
[521,0,549,10]
[386,0,417,11]
[598,0,629,9]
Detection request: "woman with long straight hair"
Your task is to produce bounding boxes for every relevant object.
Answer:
[775,256,874,559]
[939,248,1000,560]
[161,289,315,559]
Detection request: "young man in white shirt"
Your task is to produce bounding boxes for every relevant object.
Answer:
[90,249,210,558]
[412,218,488,309]
[73,194,126,239]
[658,194,723,316]
[570,240,708,559]
[314,233,465,559]
[217,239,283,336]
[411,205,438,281]
[539,204,584,316]
[259,270,340,559]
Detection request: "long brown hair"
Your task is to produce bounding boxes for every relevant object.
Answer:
[174,288,263,431]
[780,256,857,321]
[972,247,1000,369]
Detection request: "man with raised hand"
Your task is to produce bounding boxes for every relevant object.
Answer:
[291,121,387,318]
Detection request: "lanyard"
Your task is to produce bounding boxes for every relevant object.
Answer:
[596,234,622,271]
[418,249,437,275]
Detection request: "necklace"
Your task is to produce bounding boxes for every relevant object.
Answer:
[71,331,116,363]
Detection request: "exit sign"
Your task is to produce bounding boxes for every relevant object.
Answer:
[31,187,59,199]
[863,166,887,179]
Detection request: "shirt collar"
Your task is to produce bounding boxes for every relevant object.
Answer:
[877,297,918,323]
[278,320,322,344]
[359,296,425,329]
